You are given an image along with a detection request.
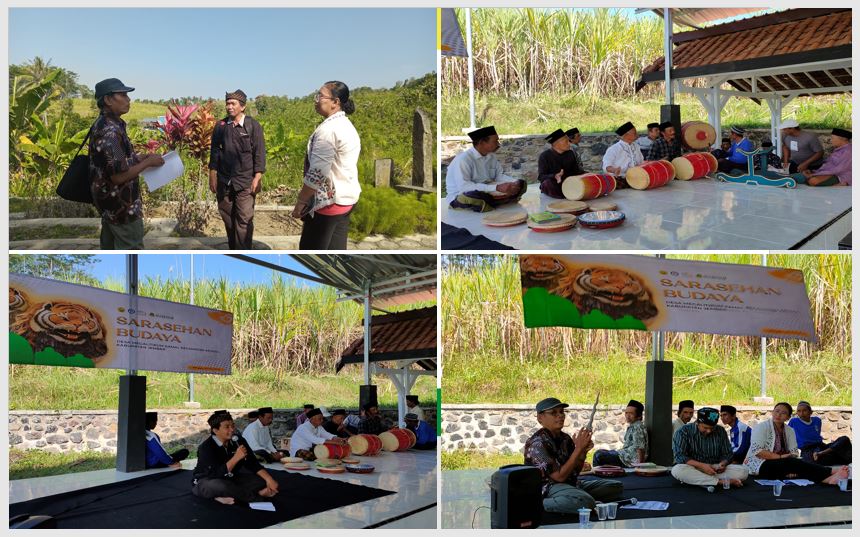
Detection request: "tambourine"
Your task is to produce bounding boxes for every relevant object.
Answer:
[634,465,669,477]
[546,200,589,215]
[317,465,346,474]
[482,210,528,227]
[578,210,625,229]
[284,462,310,470]
[527,213,577,233]
[345,463,376,474]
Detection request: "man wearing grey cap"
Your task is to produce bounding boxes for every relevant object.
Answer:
[523,397,623,514]
[89,78,164,249]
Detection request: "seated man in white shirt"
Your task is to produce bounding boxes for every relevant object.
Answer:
[446,125,525,212]
[243,406,288,463]
[290,408,348,461]
[602,121,644,188]
[406,395,425,422]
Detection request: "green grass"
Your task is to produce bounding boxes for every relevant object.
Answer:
[441,449,595,470]
[441,93,852,136]
[9,366,437,411]
[67,99,167,124]
[10,225,106,241]
[8,447,198,480]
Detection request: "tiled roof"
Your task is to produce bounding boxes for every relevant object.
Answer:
[638,9,851,94]
[338,306,436,372]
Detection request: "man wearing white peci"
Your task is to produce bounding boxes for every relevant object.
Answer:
[671,407,749,488]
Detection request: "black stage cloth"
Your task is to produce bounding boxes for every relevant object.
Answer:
[541,474,851,525]
[441,222,516,250]
[9,469,394,529]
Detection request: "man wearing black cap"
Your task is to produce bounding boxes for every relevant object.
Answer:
[593,400,648,467]
[717,126,753,173]
[89,78,165,249]
[404,413,436,450]
[358,403,388,435]
[322,409,352,438]
[406,395,425,422]
[296,404,315,427]
[672,400,695,435]
[538,129,586,198]
[209,89,266,249]
[636,122,661,152]
[602,121,643,183]
[290,408,347,460]
[801,129,852,186]
[671,407,749,487]
[788,401,852,465]
[445,125,524,209]
[144,412,189,469]
[243,407,288,462]
[524,397,623,514]
[646,121,682,162]
[719,405,752,464]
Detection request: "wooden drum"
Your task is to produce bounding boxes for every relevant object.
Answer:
[672,152,718,180]
[348,434,383,456]
[561,173,617,201]
[313,441,351,461]
[680,121,717,150]
[626,160,676,190]
[379,428,416,452]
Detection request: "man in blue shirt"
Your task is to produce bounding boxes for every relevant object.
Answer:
[404,413,436,450]
[788,401,851,465]
[145,412,189,469]
[719,405,751,464]
[717,126,754,173]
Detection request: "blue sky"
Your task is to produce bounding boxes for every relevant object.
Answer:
[90,254,321,288]
[9,8,436,100]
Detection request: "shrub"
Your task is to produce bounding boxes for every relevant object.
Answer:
[349,187,437,241]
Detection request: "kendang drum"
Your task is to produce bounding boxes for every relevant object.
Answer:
[561,173,616,201]
[680,121,717,150]
[380,428,417,452]
[348,434,383,456]
[672,152,718,180]
[313,441,351,461]
[626,160,675,190]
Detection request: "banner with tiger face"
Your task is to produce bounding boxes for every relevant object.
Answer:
[520,255,816,341]
[9,273,234,373]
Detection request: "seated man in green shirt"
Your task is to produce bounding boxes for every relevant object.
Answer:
[592,400,648,467]
[671,407,749,488]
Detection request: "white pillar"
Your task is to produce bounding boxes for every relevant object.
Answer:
[663,8,674,105]
[711,86,722,148]
[465,8,476,130]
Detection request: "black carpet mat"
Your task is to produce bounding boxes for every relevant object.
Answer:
[541,474,851,526]
[9,469,394,529]
[441,222,516,250]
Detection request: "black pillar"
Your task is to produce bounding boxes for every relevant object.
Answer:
[360,384,378,411]
[116,375,147,472]
[645,361,674,466]
[661,104,682,136]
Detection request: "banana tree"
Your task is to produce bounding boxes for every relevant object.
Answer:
[9,70,62,169]
[16,115,89,197]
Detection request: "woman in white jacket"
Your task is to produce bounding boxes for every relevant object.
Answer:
[745,402,848,485]
[293,80,361,250]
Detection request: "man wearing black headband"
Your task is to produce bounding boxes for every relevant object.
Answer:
[717,126,754,173]
[192,411,279,504]
[322,409,352,438]
[646,121,682,162]
[538,129,586,198]
[446,125,524,209]
[593,400,648,467]
[602,121,643,183]
[636,122,660,152]
[290,407,347,460]
[524,397,623,514]
[672,400,695,435]
[243,407,288,462]
[719,405,751,464]
[671,407,748,487]
[788,401,852,465]
[800,129,852,187]
[209,89,266,250]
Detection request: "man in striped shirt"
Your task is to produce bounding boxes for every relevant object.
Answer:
[671,407,749,487]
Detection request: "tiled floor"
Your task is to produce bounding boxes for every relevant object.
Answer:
[441,469,851,529]
[9,449,437,529]
[441,179,852,250]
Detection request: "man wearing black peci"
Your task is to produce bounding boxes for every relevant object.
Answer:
[209,89,266,250]
[192,410,279,505]
[538,129,586,199]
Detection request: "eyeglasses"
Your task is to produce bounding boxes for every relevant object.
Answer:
[541,409,566,417]
[314,92,336,103]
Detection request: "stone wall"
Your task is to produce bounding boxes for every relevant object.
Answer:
[8,407,437,454]
[441,129,835,185]
[442,404,851,455]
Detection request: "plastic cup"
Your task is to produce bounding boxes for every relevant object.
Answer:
[773,481,783,496]
[838,478,848,492]
[595,503,608,521]
[721,477,731,490]
[606,502,618,520]
[578,507,591,527]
